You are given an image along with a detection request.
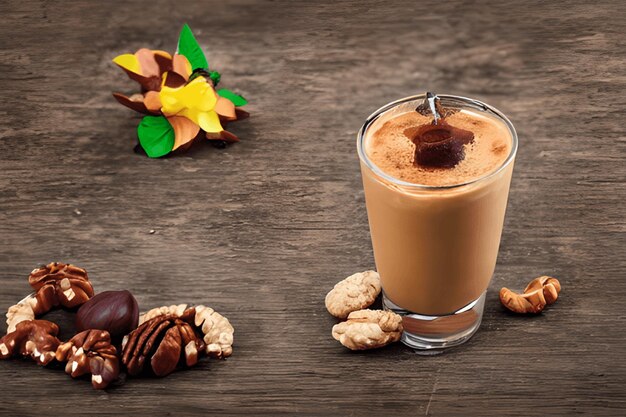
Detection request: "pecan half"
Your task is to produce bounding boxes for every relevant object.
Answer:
[0,319,61,365]
[121,311,206,377]
[28,262,94,314]
[56,329,120,389]
[150,325,182,377]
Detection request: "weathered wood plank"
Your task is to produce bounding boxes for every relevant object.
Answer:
[0,0,624,415]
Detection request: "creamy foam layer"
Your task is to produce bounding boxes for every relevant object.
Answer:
[366,110,512,186]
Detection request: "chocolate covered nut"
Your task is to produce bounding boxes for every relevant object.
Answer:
[150,325,182,377]
[0,319,61,365]
[406,121,474,168]
[76,290,139,339]
[177,320,202,367]
[122,315,170,376]
[121,312,205,377]
[28,262,94,315]
[56,329,120,389]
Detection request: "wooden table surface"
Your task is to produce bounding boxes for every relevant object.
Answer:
[1,0,625,415]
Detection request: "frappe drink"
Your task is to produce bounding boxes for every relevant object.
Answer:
[357,94,517,352]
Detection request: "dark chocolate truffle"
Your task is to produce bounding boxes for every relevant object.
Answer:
[76,290,139,339]
[408,121,474,168]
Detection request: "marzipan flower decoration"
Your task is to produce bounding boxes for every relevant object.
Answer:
[113,24,249,158]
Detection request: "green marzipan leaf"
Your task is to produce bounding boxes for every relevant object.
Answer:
[137,115,175,158]
[177,24,208,70]
[217,89,248,106]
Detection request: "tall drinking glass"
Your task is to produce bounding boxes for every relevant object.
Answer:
[357,94,518,353]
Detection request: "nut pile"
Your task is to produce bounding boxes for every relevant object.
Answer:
[7,263,94,333]
[0,262,234,390]
[325,271,403,350]
[139,304,234,359]
[325,271,564,351]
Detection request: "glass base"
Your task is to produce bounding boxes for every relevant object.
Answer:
[382,291,486,355]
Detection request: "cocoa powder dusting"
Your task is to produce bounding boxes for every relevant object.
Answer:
[366,110,512,186]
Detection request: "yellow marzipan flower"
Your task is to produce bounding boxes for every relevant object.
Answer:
[159,76,224,133]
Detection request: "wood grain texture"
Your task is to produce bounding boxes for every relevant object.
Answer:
[0,0,625,415]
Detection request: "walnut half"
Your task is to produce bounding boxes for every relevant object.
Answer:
[325,271,381,319]
[194,305,234,359]
[331,309,403,350]
[6,295,37,333]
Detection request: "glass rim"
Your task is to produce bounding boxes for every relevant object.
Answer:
[357,93,519,190]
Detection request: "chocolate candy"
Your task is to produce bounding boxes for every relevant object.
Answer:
[407,121,474,168]
[56,329,120,389]
[0,319,61,365]
[76,290,139,339]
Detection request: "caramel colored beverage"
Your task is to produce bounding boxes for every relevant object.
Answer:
[357,94,517,352]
